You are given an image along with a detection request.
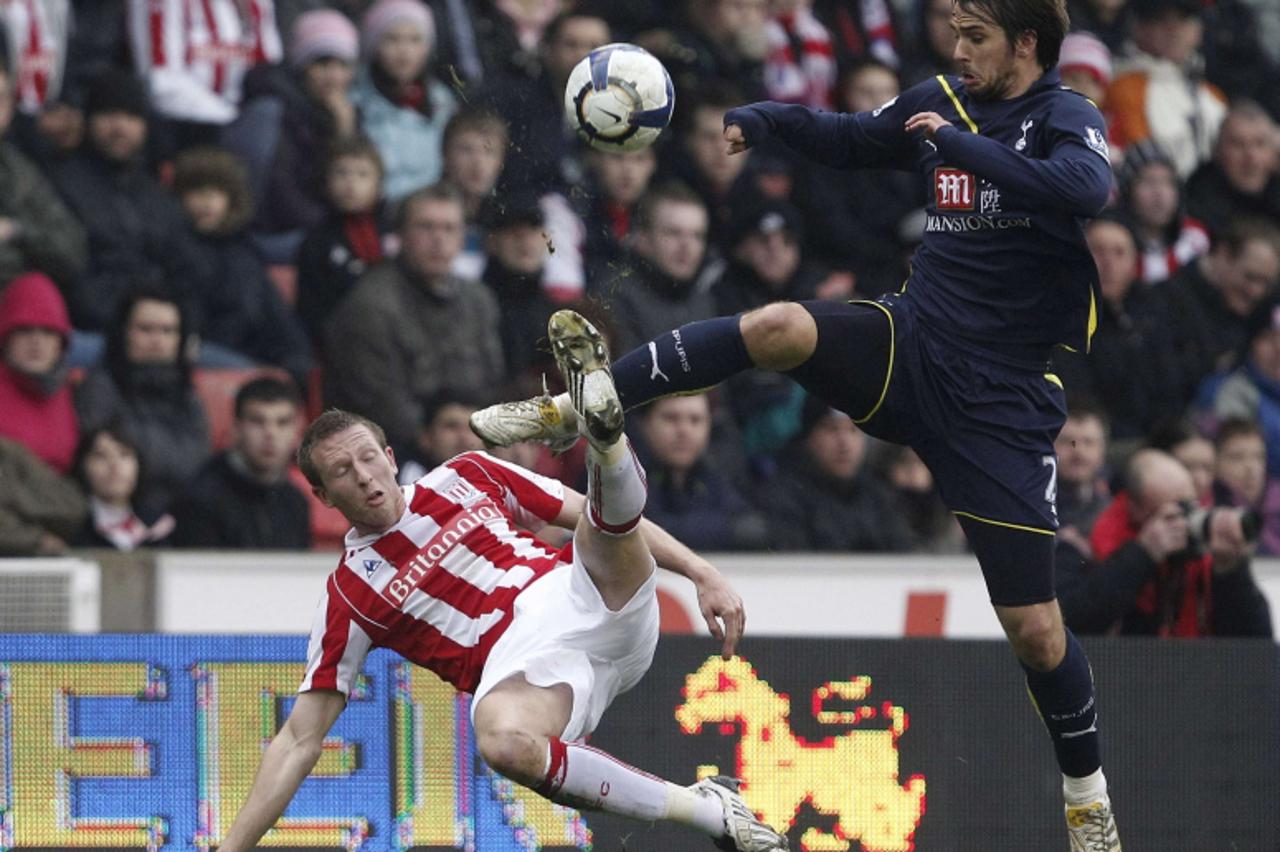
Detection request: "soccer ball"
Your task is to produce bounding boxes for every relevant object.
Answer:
[564,43,675,152]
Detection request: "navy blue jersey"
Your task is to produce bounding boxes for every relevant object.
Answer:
[728,69,1112,360]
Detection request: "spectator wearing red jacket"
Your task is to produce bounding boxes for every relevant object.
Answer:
[0,271,77,473]
[1057,448,1272,637]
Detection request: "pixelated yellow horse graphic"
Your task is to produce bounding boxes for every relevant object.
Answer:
[676,657,926,852]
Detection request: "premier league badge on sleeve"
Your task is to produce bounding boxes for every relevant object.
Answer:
[1084,126,1109,160]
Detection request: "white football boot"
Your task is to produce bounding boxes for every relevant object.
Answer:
[690,776,789,852]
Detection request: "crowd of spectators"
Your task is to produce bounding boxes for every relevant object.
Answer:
[0,0,1278,633]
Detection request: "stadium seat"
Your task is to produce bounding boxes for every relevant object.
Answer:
[192,366,292,451]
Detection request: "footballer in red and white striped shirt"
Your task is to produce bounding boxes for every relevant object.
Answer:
[221,344,781,851]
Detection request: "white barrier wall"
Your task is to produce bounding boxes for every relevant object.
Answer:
[152,551,1280,638]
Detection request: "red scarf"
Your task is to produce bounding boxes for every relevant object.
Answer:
[1090,492,1214,637]
[342,213,384,265]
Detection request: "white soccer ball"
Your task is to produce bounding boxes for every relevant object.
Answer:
[564,43,675,153]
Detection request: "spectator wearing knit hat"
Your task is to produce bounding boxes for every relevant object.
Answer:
[0,271,78,473]
[172,146,313,386]
[351,0,457,200]
[232,8,363,239]
[1117,140,1210,286]
[48,68,205,332]
[1059,31,1112,107]
[1108,0,1228,179]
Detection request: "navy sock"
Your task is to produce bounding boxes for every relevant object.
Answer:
[611,316,753,411]
[1023,629,1102,778]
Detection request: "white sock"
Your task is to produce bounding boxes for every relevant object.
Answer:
[538,738,723,836]
[1062,767,1108,805]
[585,436,647,534]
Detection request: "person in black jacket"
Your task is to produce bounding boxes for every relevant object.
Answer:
[762,395,912,553]
[294,135,394,345]
[1057,448,1272,637]
[48,68,204,331]
[173,146,313,386]
[170,376,310,549]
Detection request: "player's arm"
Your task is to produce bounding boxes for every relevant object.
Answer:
[913,102,1112,216]
[218,689,347,851]
[553,490,745,659]
[723,84,924,169]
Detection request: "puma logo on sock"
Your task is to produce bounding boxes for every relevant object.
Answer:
[648,341,671,382]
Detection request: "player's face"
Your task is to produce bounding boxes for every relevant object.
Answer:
[400,198,466,280]
[83,431,140,504]
[1054,415,1106,486]
[641,395,711,471]
[950,5,1020,101]
[311,425,405,536]
[237,399,301,478]
[419,403,484,462]
[125,299,182,365]
[805,414,867,481]
[1086,220,1138,303]
[376,22,429,84]
[590,148,657,206]
[327,156,381,213]
[1171,437,1215,501]
[1216,434,1266,505]
[4,326,63,376]
[1218,114,1279,196]
[444,130,506,198]
[636,200,707,282]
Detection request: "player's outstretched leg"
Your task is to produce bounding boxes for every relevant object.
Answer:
[471,304,816,448]
[475,310,788,850]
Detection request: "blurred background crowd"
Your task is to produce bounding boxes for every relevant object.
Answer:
[2,0,1280,588]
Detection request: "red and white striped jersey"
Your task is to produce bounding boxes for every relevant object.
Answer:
[1,0,70,113]
[300,451,568,696]
[126,0,282,124]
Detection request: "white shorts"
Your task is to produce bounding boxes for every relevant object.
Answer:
[471,545,660,741]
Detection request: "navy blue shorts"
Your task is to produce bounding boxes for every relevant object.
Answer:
[787,295,1066,606]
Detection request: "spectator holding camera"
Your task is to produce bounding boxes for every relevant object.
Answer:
[1057,448,1272,637]
[1211,417,1280,556]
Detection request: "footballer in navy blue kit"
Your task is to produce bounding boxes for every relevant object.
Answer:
[472,0,1122,847]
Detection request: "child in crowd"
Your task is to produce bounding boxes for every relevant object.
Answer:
[70,424,175,550]
[173,146,313,386]
[352,0,457,200]
[1212,417,1280,555]
[295,135,396,343]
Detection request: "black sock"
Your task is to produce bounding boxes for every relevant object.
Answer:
[611,316,753,410]
[1023,629,1102,778]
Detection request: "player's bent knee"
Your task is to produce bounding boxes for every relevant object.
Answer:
[474,725,547,785]
[1002,604,1066,671]
[740,302,817,370]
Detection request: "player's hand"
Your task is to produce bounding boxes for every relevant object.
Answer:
[904,111,952,140]
[695,568,745,660]
[724,123,749,155]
